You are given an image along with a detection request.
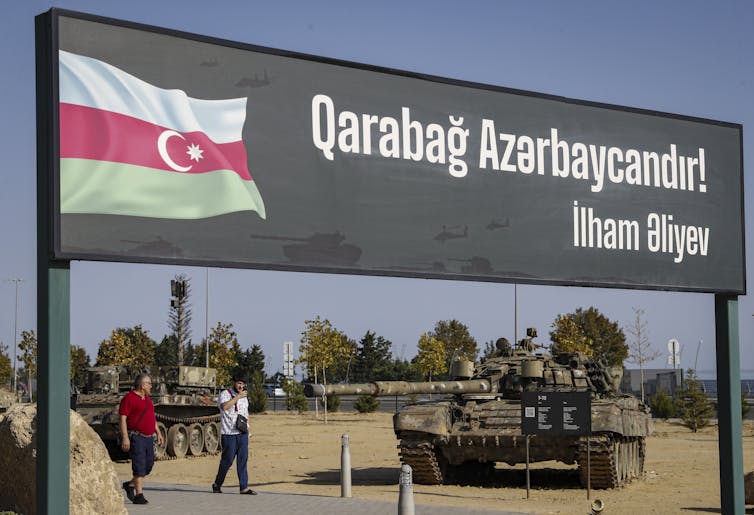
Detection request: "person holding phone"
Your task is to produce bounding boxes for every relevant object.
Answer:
[212,369,257,495]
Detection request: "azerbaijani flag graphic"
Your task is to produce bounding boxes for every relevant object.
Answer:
[58,50,266,220]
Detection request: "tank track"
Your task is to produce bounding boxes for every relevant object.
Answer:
[156,413,220,425]
[577,435,645,488]
[398,439,445,485]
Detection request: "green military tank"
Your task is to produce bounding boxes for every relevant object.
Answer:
[74,365,221,460]
[306,329,652,489]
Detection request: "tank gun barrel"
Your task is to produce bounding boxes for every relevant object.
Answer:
[304,379,492,397]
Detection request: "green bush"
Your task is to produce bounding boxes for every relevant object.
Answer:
[282,378,309,413]
[677,370,714,432]
[648,389,677,420]
[354,394,380,413]
[326,394,340,412]
[247,370,268,413]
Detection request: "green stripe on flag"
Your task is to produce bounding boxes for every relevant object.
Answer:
[61,158,266,220]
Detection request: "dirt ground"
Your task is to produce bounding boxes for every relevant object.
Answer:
[113,411,754,515]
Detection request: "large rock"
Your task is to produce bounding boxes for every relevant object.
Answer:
[0,404,127,515]
[0,386,15,410]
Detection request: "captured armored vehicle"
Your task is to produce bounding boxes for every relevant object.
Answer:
[306,329,652,488]
[75,365,221,460]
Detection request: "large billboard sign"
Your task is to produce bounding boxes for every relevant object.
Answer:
[40,10,745,293]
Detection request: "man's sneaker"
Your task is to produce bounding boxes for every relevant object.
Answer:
[133,493,149,505]
[212,483,222,493]
[122,481,135,502]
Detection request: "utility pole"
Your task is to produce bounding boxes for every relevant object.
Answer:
[170,277,190,365]
[205,268,209,367]
[2,278,22,395]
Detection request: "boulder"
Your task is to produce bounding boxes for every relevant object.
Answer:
[745,471,754,505]
[0,404,127,515]
[0,386,15,410]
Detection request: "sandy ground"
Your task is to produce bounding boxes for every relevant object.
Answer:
[113,411,754,515]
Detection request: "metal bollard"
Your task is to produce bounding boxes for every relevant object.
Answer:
[398,464,415,515]
[341,434,352,498]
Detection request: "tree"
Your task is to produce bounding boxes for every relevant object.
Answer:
[282,377,308,413]
[247,369,268,413]
[428,319,478,365]
[677,369,714,432]
[18,330,37,399]
[415,333,447,382]
[207,322,242,386]
[482,337,512,360]
[70,345,91,389]
[625,307,662,402]
[298,317,351,386]
[549,307,628,367]
[236,344,266,383]
[352,331,394,382]
[648,389,677,420]
[354,394,380,413]
[169,274,192,366]
[0,342,12,386]
[154,334,179,366]
[95,326,156,366]
[381,358,422,381]
[325,333,357,384]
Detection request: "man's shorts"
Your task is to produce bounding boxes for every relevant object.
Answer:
[129,433,155,477]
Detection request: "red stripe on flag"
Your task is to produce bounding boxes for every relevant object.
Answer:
[60,103,253,180]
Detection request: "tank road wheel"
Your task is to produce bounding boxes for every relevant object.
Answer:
[187,423,205,456]
[203,422,220,454]
[154,421,168,460]
[167,423,189,458]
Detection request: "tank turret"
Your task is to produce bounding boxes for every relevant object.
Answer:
[305,327,650,489]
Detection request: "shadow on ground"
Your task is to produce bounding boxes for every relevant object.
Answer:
[295,466,583,489]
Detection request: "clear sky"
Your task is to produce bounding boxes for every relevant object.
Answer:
[0,1,752,380]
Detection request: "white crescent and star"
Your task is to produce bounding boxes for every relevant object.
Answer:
[157,130,204,172]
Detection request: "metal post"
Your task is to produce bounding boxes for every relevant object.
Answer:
[398,464,415,515]
[13,279,19,395]
[586,436,591,500]
[36,12,71,513]
[714,295,745,514]
[525,434,530,499]
[514,283,518,344]
[341,434,352,498]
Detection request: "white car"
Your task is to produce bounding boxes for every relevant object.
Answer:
[263,384,286,397]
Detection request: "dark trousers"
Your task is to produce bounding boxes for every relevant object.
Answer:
[214,433,249,491]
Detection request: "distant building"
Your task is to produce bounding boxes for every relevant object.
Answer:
[622,369,754,399]
[621,368,683,398]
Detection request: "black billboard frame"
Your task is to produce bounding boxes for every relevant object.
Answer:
[45,7,745,295]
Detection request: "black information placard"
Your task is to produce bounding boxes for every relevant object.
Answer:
[521,391,592,436]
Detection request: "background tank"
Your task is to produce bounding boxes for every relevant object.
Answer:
[306,329,652,489]
[74,365,221,460]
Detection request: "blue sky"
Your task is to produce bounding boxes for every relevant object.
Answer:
[1,1,752,379]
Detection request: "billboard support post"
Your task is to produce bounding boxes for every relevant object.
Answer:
[36,11,71,514]
[36,263,70,515]
[714,294,744,515]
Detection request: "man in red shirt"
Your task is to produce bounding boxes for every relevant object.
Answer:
[119,373,164,505]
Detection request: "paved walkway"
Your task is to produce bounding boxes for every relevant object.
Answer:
[124,483,531,515]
